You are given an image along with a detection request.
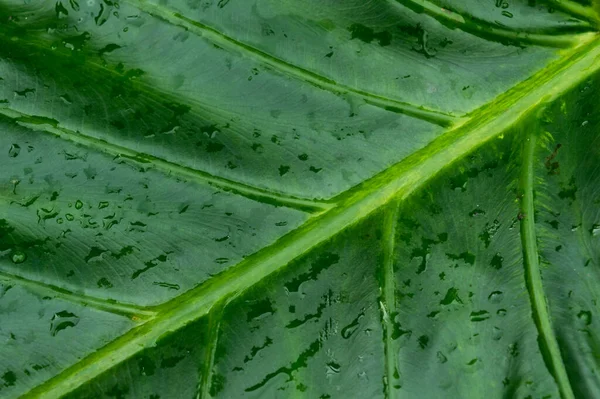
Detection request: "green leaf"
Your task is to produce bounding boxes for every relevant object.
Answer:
[1,0,599,398]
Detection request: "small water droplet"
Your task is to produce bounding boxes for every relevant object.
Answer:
[11,251,27,264]
[590,224,600,237]
[491,326,503,341]
[8,144,21,158]
[487,291,504,304]
[75,200,83,209]
[98,201,109,209]
[470,310,490,322]
[497,309,507,317]
[469,208,486,217]
[50,310,80,336]
[437,351,447,364]
[326,361,341,375]
[577,310,592,326]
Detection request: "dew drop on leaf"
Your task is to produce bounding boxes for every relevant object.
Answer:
[487,291,504,304]
[577,310,592,326]
[8,144,21,158]
[50,311,80,336]
[492,327,503,341]
[11,250,27,264]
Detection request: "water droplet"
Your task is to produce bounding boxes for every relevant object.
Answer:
[470,310,490,322]
[497,309,507,317]
[65,213,74,221]
[11,251,27,264]
[84,247,108,263]
[50,310,80,336]
[75,200,83,209]
[8,144,21,158]
[487,291,504,304]
[577,310,592,326]
[590,224,600,237]
[491,326,503,341]
[469,208,486,217]
[98,201,109,209]
[326,361,341,375]
[490,253,503,269]
[341,311,364,339]
[436,351,447,364]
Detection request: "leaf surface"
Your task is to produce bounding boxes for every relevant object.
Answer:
[1,0,600,398]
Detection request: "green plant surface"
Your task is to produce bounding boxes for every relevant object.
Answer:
[1,0,600,398]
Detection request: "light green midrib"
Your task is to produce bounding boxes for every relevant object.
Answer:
[521,134,575,399]
[382,201,400,398]
[23,35,600,399]
[123,0,459,127]
[0,109,330,213]
[391,0,596,47]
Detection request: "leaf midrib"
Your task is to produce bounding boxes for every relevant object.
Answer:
[23,33,600,399]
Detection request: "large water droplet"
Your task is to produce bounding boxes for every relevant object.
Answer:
[326,361,341,375]
[50,311,80,336]
[11,251,27,264]
[8,144,21,158]
[487,291,504,304]
[470,310,490,322]
[577,310,592,326]
[437,351,447,364]
[491,327,503,341]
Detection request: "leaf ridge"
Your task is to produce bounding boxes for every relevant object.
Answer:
[122,0,459,127]
[0,110,330,213]
[22,33,600,399]
[520,131,574,399]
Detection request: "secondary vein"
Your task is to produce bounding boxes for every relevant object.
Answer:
[381,200,400,397]
[545,0,600,25]
[392,0,596,48]
[0,109,331,214]
[122,0,458,127]
[0,270,156,320]
[520,132,574,399]
[197,304,223,399]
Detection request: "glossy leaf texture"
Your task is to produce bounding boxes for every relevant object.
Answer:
[0,0,599,398]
